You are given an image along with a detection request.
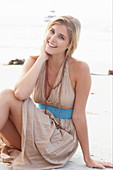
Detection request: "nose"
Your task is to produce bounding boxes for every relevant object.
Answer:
[50,34,56,42]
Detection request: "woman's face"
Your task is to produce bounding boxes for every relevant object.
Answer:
[45,24,69,57]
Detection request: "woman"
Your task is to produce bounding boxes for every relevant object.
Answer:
[0,15,112,169]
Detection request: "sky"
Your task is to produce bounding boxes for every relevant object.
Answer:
[0,0,112,27]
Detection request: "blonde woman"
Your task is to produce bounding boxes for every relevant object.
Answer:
[0,16,112,169]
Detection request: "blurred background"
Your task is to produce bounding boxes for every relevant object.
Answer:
[0,0,112,74]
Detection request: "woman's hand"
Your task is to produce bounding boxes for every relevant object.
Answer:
[85,157,113,169]
[40,41,49,61]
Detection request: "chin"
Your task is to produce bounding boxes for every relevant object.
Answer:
[45,49,54,56]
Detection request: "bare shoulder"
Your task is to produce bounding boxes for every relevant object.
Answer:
[67,57,91,89]
[30,55,39,60]
[68,57,90,76]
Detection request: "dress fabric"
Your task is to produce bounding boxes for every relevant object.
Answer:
[0,60,78,170]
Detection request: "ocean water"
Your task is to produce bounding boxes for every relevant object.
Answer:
[0,18,112,74]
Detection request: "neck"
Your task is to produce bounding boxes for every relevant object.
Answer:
[48,54,66,71]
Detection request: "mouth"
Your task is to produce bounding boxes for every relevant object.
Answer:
[48,42,57,48]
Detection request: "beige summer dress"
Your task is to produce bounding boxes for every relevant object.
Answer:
[0,59,78,170]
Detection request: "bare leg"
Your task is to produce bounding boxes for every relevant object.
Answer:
[0,89,23,150]
[1,119,21,150]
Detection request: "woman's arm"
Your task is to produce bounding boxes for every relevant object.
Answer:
[14,44,49,100]
[72,61,113,169]
[72,61,91,162]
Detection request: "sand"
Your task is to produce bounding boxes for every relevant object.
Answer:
[0,65,112,170]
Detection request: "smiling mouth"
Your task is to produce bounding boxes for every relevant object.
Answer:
[48,42,57,48]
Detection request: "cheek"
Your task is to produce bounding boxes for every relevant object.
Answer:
[44,32,49,42]
[60,42,68,50]
[45,35,48,43]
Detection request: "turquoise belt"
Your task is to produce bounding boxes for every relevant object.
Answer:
[38,104,73,119]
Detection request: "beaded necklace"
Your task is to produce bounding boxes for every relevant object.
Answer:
[44,57,67,129]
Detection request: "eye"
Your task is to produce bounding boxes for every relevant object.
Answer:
[59,34,65,40]
[50,28,55,34]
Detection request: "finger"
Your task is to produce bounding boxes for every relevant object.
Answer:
[95,163,105,169]
[87,162,105,169]
[102,161,113,168]
[93,161,105,169]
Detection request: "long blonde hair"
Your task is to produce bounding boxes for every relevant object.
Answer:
[45,15,81,57]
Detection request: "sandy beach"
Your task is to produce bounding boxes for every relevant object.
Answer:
[0,0,112,168]
[0,65,112,170]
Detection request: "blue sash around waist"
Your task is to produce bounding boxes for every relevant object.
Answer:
[38,104,73,119]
